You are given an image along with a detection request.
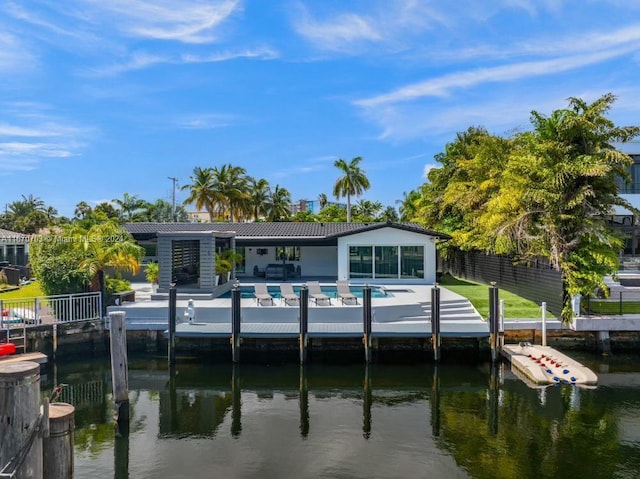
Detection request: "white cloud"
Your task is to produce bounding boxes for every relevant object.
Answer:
[175,113,238,130]
[85,52,171,77]
[356,48,636,108]
[0,106,90,171]
[82,0,241,44]
[0,32,37,74]
[181,47,279,63]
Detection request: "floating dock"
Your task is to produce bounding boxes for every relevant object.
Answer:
[502,344,597,386]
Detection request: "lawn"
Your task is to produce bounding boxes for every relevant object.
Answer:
[0,282,45,300]
[582,299,640,315]
[439,274,548,319]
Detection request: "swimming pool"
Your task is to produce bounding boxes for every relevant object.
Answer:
[218,285,391,299]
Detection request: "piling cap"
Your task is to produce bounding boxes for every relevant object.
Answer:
[49,402,75,419]
[0,361,40,378]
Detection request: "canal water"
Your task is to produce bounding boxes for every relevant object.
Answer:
[42,353,640,479]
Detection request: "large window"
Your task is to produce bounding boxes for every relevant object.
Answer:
[375,246,398,278]
[349,246,373,278]
[400,246,424,278]
[276,246,300,261]
[349,244,425,279]
[616,154,640,193]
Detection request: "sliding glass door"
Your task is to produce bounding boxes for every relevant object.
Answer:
[349,245,424,279]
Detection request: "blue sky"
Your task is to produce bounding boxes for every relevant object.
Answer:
[2,0,640,217]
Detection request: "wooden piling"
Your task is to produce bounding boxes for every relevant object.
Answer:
[431,365,441,437]
[299,286,309,364]
[363,285,372,363]
[0,361,42,479]
[299,365,309,437]
[431,285,441,362]
[489,283,500,362]
[231,364,241,437]
[363,366,372,439]
[488,362,500,436]
[43,402,75,479]
[168,285,177,366]
[108,311,129,426]
[231,286,241,363]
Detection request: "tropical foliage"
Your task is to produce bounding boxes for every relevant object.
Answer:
[416,94,640,320]
[333,156,371,222]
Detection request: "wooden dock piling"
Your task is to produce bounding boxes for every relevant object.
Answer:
[431,285,441,362]
[0,361,42,479]
[231,364,241,437]
[43,402,75,479]
[108,311,129,427]
[299,286,309,364]
[299,366,309,437]
[168,286,177,366]
[231,286,241,363]
[431,365,441,437]
[363,285,372,363]
[489,283,500,362]
[363,366,372,439]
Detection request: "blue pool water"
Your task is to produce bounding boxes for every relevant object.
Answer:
[218,285,390,299]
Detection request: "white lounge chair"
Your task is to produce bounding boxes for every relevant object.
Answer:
[306,281,331,305]
[254,283,274,306]
[279,283,299,306]
[336,280,358,305]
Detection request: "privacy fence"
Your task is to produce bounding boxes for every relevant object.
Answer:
[439,250,565,316]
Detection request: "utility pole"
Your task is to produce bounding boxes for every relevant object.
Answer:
[168,177,178,222]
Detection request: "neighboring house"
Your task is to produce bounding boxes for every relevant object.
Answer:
[124,222,450,292]
[611,152,640,257]
[0,228,29,266]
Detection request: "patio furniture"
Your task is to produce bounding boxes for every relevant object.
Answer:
[279,283,299,306]
[337,280,358,305]
[254,283,275,306]
[306,281,331,305]
[264,263,301,280]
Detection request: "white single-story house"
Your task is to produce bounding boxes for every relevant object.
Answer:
[124,222,450,292]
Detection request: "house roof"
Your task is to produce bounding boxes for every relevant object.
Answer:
[124,221,451,241]
[0,228,28,241]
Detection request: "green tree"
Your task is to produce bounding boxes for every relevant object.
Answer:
[353,199,382,221]
[249,177,271,220]
[210,164,250,222]
[397,190,421,222]
[333,157,370,223]
[182,166,216,221]
[266,185,292,221]
[318,193,328,209]
[378,206,399,222]
[74,201,92,220]
[113,193,147,222]
[316,204,347,222]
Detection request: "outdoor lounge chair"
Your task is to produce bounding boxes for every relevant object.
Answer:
[279,283,299,306]
[336,280,358,305]
[254,283,275,306]
[306,281,331,305]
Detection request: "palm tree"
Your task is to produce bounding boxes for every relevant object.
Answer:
[8,194,46,216]
[113,193,146,222]
[182,167,216,221]
[74,201,92,220]
[397,190,421,222]
[249,177,271,220]
[354,199,382,220]
[70,221,144,313]
[379,206,399,222]
[210,164,250,222]
[333,157,370,223]
[318,193,328,210]
[267,185,292,221]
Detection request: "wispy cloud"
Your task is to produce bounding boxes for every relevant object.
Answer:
[85,52,171,77]
[98,0,241,44]
[0,106,91,171]
[0,32,37,74]
[357,48,636,108]
[175,113,238,130]
[181,47,279,63]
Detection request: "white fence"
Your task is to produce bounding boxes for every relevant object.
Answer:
[0,292,102,328]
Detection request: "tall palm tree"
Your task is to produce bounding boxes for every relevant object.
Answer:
[182,167,215,221]
[267,185,292,221]
[354,199,382,220]
[113,193,146,222]
[249,177,271,220]
[333,156,370,223]
[210,164,250,222]
[74,201,92,220]
[397,190,421,222]
[318,193,328,210]
[8,194,46,216]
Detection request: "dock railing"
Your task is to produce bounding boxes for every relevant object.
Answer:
[0,291,102,328]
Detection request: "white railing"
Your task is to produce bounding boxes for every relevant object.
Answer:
[0,292,102,328]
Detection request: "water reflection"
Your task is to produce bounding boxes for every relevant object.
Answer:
[42,355,640,479]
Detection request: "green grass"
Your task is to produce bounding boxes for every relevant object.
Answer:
[0,281,44,300]
[439,273,547,319]
[583,300,640,315]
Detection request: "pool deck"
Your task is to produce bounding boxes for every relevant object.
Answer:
[108,282,490,339]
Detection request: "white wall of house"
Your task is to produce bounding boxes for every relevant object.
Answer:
[337,227,437,284]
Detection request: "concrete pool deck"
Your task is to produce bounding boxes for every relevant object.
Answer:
[107,282,490,338]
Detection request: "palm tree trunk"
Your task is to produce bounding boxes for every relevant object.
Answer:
[347,194,351,223]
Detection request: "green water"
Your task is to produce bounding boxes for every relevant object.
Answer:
[43,353,640,479]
